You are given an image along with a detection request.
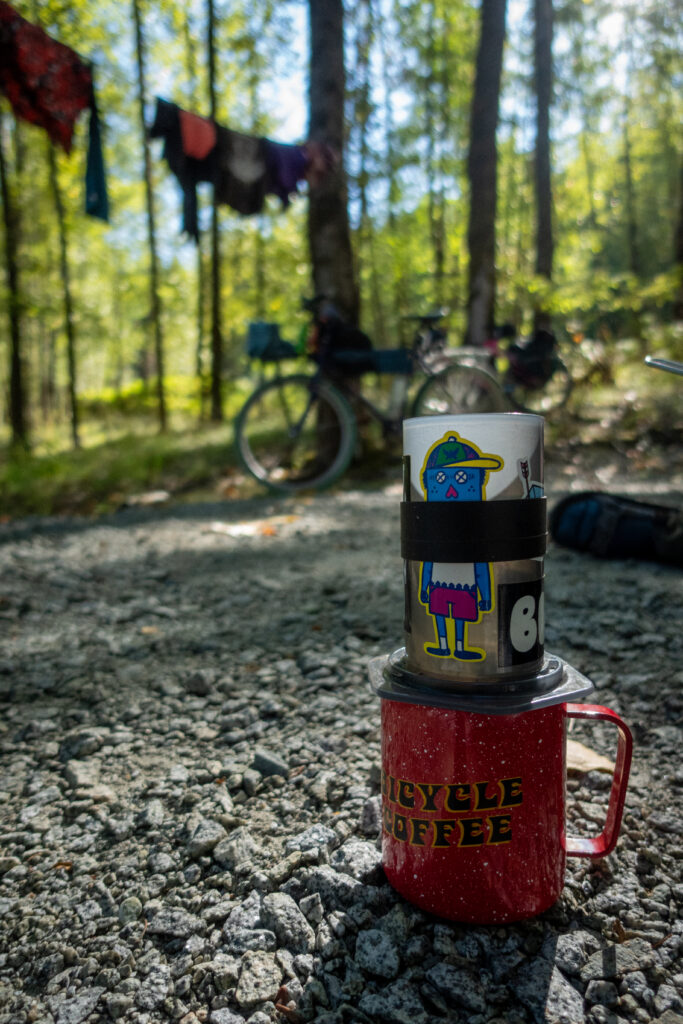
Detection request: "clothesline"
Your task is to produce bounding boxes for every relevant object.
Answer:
[150,98,337,241]
[0,0,109,221]
[0,1,334,237]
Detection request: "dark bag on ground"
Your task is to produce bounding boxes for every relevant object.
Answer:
[508,329,557,387]
[550,491,683,567]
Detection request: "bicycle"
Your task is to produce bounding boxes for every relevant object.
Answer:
[425,326,573,417]
[234,300,506,493]
[234,304,572,493]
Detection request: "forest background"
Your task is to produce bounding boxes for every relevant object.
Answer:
[0,0,681,515]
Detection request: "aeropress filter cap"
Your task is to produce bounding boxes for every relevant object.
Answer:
[369,650,594,715]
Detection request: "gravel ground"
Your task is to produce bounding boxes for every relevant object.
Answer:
[1,455,682,1024]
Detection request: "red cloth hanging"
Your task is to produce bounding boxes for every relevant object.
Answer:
[179,109,216,161]
[0,0,92,153]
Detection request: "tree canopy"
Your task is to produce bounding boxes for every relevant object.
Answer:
[0,0,681,450]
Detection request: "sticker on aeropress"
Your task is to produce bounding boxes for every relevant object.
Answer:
[497,576,545,668]
[402,414,546,684]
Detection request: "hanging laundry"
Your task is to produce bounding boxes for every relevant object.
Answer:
[179,108,216,161]
[149,97,209,240]
[150,97,331,241]
[85,93,109,221]
[0,0,109,220]
[264,140,309,207]
[214,127,269,216]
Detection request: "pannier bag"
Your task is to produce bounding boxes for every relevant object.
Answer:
[247,321,297,362]
[550,491,683,567]
[508,329,557,387]
[317,319,376,375]
[332,347,414,376]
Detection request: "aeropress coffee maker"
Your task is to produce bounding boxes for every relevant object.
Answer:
[369,414,633,924]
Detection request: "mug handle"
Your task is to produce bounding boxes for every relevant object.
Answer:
[563,703,633,858]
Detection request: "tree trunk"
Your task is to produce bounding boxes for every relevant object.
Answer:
[675,157,683,321]
[0,113,28,450]
[207,0,223,421]
[307,0,359,325]
[533,0,553,333]
[425,0,448,309]
[182,9,207,407]
[378,0,404,330]
[353,0,386,343]
[623,109,640,279]
[465,0,507,347]
[132,0,167,432]
[47,142,80,448]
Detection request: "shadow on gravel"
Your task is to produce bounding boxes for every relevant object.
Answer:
[0,497,288,546]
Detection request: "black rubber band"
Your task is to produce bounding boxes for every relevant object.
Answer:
[401,498,547,561]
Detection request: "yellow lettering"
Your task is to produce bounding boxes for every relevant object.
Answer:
[409,818,430,846]
[416,783,443,812]
[393,813,408,842]
[432,819,457,847]
[458,817,486,846]
[499,777,523,807]
[444,784,471,813]
[487,814,512,845]
[397,779,415,809]
[473,781,499,811]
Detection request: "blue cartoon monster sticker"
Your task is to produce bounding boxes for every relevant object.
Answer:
[419,432,504,662]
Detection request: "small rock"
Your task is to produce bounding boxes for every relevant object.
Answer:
[209,1010,244,1024]
[234,950,282,1008]
[252,748,289,778]
[184,670,214,696]
[135,964,172,1010]
[359,978,429,1024]
[137,798,165,828]
[580,939,656,982]
[213,827,257,869]
[53,986,105,1024]
[355,928,400,979]
[330,839,382,882]
[425,964,487,1014]
[513,962,585,1024]
[105,993,134,1020]
[118,897,143,925]
[261,892,315,954]
[64,760,100,788]
[146,908,204,938]
[285,824,337,855]
[187,819,227,858]
[586,980,619,1006]
[359,795,382,836]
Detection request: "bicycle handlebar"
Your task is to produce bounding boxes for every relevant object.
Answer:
[645,356,683,377]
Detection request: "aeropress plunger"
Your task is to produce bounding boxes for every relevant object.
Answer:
[369,414,633,923]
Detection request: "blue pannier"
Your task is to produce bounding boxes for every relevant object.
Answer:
[247,322,297,361]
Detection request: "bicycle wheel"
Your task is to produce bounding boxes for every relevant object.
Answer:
[504,358,573,414]
[234,374,357,493]
[412,363,507,417]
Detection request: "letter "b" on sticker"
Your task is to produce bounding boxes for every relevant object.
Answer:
[497,579,544,667]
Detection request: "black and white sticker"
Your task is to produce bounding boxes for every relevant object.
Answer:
[497,577,544,667]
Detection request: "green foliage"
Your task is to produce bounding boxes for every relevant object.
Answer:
[0,424,238,517]
[0,0,680,468]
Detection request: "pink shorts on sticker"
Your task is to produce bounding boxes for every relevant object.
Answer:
[429,586,478,621]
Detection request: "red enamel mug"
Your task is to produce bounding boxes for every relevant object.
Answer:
[374,657,633,924]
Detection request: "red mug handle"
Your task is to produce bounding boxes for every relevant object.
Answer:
[563,703,633,858]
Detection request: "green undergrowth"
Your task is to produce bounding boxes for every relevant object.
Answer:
[0,427,238,519]
[1,356,680,520]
